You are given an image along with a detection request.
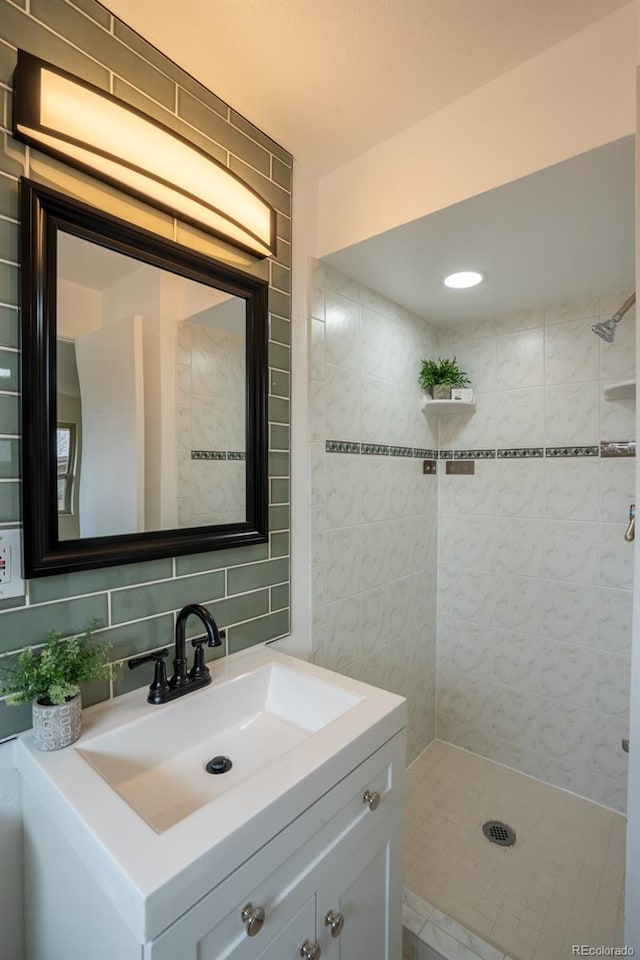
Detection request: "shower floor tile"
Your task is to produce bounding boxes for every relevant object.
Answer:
[404,740,626,960]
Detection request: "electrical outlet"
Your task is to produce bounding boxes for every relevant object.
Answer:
[0,528,25,599]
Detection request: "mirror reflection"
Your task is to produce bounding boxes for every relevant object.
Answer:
[56,232,247,541]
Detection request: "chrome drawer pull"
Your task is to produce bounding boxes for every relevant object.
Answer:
[240,902,265,937]
[324,909,345,937]
[363,789,380,811]
[300,940,321,959]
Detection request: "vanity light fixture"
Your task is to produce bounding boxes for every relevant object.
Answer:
[13,50,276,258]
[443,270,485,289]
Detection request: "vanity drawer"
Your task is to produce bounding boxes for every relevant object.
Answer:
[147,729,405,959]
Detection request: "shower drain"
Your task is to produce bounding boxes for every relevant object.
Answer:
[482,820,516,847]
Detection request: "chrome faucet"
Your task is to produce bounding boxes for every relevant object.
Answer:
[128,603,223,704]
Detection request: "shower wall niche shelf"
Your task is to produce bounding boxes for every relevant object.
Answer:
[421,394,476,413]
[604,380,636,400]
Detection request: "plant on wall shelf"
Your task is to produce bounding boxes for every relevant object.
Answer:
[0,622,112,751]
[418,357,470,399]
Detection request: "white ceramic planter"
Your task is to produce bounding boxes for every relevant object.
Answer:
[32,693,82,751]
[431,385,451,400]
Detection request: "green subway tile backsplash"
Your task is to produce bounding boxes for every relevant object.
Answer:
[0,262,18,305]
[271,583,289,611]
[228,609,289,654]
[1,2,110,90]
[269,341,290,371]
[178,89,271,176]
[111,570,225,624]
[0,593,108,654]
[204,588,270,628]
[175,542,270,576]
[229,109,291,166]
[270,531,289,558]
[0,480,19,521]
[0,0,291,735]
[0,394,18,434]
[268,288,291,320]
[0,438,18,477]
[228,558,288,596]
[98,613,175,662]
[270,424,290,450]
[31,0,176,108]
[270,315,290,345]
[29,558,174,605]
[0,177,19,223]
[0,698,31,741]
[0,348,18,391]
[0,41,18,89]
[68,0,111,29]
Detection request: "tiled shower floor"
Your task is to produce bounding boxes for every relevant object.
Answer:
[404,741,626,960]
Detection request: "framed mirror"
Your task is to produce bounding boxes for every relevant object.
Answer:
[21,179,269,578]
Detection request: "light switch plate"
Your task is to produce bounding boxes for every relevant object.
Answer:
[0,528,25,599]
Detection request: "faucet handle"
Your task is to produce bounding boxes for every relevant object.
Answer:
[189,639,211,683]
[128,649,170,704]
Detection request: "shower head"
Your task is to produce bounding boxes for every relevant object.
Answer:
[591,292,636,343]
[591,317,618,342]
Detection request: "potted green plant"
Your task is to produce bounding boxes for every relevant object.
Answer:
[418,357,470,400]
[0,622,112,751]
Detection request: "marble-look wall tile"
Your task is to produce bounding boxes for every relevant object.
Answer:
[496,328,544,389]
[597,587,633,655]
[545,381,600,446]
[325,290,361,372]
[544,318,600,384]
[325,362,361,440]
[598,523,633,590]
[542,580,598,646]
[496,458,545,517]
[542,520,599,585]
[495,386,544,448]
[544,457,600,521]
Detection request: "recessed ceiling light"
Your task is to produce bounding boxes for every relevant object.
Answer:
[444,270,484,289]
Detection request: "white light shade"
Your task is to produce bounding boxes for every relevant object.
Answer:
[14,51,276,258]
[443,270,484,289]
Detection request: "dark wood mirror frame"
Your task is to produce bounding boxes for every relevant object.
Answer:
[21,178,269,578]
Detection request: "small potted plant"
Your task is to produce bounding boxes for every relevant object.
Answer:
[419,357,470,400]
[0,622,112,751]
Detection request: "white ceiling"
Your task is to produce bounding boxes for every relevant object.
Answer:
[325,136,636,324]
[57,233,142,289]
[102,0,629,175]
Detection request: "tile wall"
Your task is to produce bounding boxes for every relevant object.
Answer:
[435,293,635,811]
[309,260,439,762]
[0,0,292,741]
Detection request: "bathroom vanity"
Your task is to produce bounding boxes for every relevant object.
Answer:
[16,647,406,959]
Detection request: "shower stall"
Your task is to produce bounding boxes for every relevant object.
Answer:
[309,258,635,960]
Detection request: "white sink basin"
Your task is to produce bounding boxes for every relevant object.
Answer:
[15,645,406,942]
[78,663,361,832]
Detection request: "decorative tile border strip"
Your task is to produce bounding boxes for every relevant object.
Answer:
[601,440,636,458]
[191,450,226,460]
[497,447,544,458]
[545,445,599,457]
[361,443,389,456]
[325,440,360,454]
[389,445,413,458]
[191,450,247,460]
[453,449,496,459]
[413,448,438,459]
[325,440,635,460]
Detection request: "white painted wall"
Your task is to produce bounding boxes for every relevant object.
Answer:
[0,742,22,960]
[317,3,640,258]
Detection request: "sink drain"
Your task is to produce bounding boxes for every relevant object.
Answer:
[482,820,516,846]
[206,755,233,775]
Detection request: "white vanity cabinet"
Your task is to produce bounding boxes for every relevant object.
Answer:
[149,731,404,960]
[18,648,407,960]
